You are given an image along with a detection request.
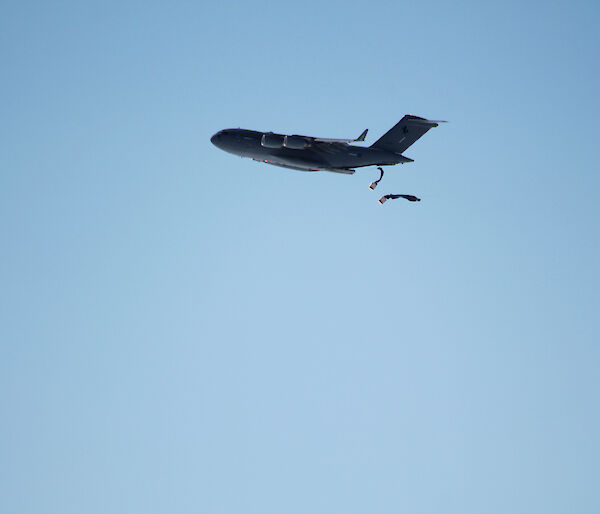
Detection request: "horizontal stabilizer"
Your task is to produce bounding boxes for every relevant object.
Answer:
[410,120,447,127]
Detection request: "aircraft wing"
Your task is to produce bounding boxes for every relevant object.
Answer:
[312,129,368,144]
[323,167,355,174]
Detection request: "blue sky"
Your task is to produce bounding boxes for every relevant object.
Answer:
[1,1,599,513]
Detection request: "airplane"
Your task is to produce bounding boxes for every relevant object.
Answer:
[210,114,446,189]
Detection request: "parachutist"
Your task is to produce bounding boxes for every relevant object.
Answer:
[369,167,384,190]
[378,194,421,204]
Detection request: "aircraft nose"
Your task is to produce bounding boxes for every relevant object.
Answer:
[210,132,220,146]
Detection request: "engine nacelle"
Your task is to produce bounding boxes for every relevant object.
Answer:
[283,135,310,149]
[261,133,284,148]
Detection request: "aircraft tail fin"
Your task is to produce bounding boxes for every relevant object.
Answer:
[371,115,446,154]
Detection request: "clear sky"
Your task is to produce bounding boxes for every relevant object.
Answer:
[1,1,599,513]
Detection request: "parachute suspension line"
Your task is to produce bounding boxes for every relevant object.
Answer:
[369,167,385,190]
[378,194,421,205]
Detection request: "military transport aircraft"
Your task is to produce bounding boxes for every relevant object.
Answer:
[210,114,446,196]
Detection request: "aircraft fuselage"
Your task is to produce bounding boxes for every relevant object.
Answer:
[210,128,412,173]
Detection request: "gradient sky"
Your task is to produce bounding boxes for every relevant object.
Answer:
[2,1,599,513]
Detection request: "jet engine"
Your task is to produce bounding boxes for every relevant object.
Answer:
[261,133,284,148]
[283,135,310,149]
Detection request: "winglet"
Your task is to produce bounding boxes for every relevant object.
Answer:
[355,129,368,142]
